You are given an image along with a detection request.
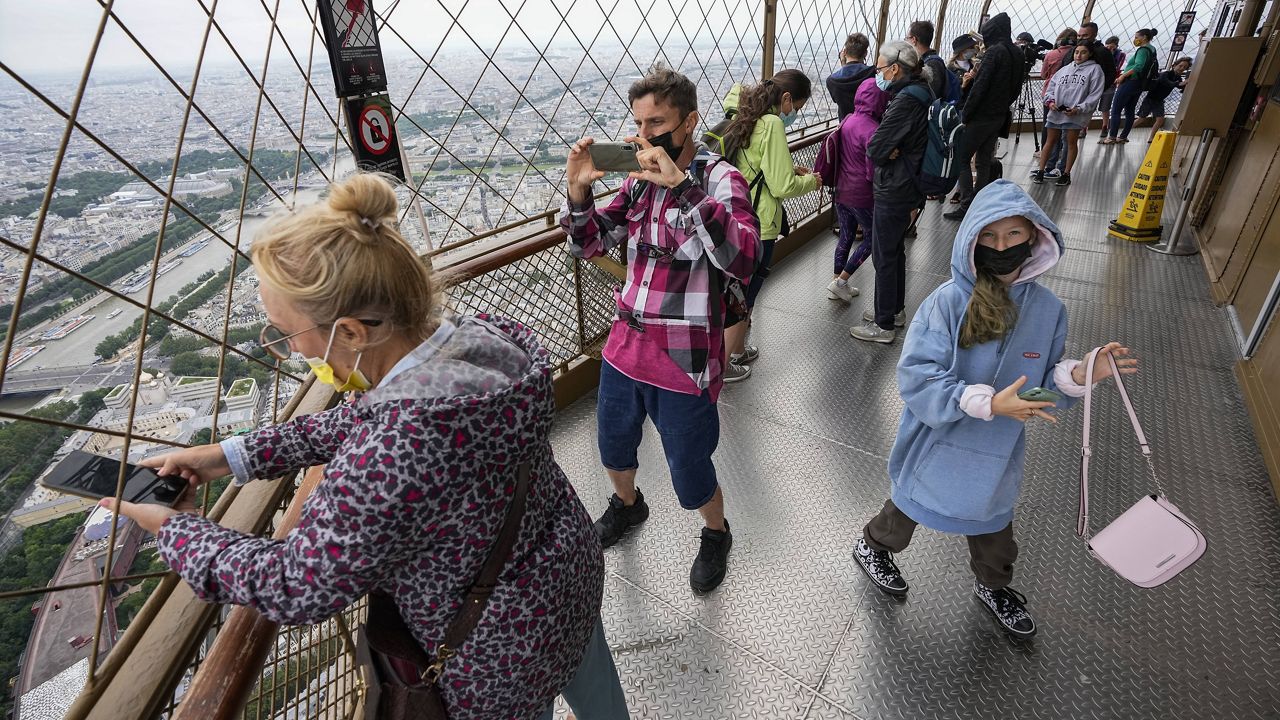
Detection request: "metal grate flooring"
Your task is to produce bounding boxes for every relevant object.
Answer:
[548,135,1280,719]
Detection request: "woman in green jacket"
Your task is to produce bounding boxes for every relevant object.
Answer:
[1102,28,1157,144]
[718,69,822,382]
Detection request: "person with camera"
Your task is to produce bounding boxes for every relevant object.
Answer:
[1035,29,1080,179]
[1102,28,1159,144]
[106,173,629,719]
[1033,43,1104,186]
[944,13,1024,221]
[561,65,761,595]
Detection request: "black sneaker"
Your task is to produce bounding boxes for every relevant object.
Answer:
[852,537,909,596]
[593,490,650,548]
[1055,172,1072,186]
[973,582,1037,637]
[1030,170,1044,184]
[689,521,732,594]
[942,205,968,221]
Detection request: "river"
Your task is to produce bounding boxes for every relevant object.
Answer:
[14,186,328,370]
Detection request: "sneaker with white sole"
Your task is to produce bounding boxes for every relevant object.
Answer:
[730,345,759,365]
[1044,168,1062,178]
[850,321,895,344]
[853,537,909,596]
[723,361,752,383]
[862,309,905,327]
[974,582,1037,637]
[827,279,859,303]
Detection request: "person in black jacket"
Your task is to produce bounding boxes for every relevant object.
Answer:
[827,32,875,119]
[907,20,948,101]
[943,13,1024,221]
[1077,22,1118,138]
[851,41,930,345]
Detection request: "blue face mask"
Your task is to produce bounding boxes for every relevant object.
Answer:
[779,109,798,128]
[875,74,893,91]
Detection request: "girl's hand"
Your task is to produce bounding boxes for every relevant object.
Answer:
[991,375,1058,423]
[794,166,812,176]
[99,481,198,535]
[811,171,823,187]
[1073,342,1139,385]
[137,443,232,487]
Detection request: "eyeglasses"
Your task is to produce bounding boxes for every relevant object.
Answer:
[258,318,383,361]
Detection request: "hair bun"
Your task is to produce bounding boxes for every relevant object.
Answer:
[327,173,398,241]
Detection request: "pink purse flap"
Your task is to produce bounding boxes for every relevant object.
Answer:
[1088,495,1205,585]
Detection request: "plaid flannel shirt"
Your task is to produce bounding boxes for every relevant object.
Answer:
[560,148,761,400]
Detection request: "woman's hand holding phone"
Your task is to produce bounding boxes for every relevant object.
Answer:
[992,375,1058,423]
[104,444,230,533]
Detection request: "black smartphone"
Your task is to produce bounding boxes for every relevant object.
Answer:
[41,450,185,506]
[587,141,642,172]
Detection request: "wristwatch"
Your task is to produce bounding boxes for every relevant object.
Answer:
[671,177,695,196]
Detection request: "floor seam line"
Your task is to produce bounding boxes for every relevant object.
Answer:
[801,602,865,720]
[608,570,871,720]
[716,400,891,463]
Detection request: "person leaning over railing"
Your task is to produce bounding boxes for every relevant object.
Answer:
[103,173,628,720]
[561,64,761,595]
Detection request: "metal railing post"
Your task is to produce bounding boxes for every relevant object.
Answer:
[934,0,950,52]
[875,0,891,58]
[762,0,777,80]
[1149,128,1213,256]
[1081,0,1096,25]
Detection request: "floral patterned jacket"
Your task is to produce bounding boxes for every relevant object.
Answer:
[157,315,605,719]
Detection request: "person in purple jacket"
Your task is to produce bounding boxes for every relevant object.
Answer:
[104,174,628,719]
[827,79,890,303]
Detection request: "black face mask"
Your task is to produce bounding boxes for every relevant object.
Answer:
[647,116,689,162]
[974,241,1033,276]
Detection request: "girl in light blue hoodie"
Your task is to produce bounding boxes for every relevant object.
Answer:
[852,180,1137,638]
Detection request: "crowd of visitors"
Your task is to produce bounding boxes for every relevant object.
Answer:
[101,10,1180,716]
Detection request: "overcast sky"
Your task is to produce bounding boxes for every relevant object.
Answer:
[0,0,686,79]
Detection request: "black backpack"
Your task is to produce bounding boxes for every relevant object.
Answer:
[901,85,966,195]
[1137,46,1160,90]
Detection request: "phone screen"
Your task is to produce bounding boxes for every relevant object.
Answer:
[41,450,184,506]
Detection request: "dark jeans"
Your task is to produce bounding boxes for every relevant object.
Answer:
[1045,132,1067,172]
[958,117,1003,205]
[1108,80,1143,139]
[834,204,874,276]
[864,499,1019,588]
[745,238,775,308]
[871,198,913,330]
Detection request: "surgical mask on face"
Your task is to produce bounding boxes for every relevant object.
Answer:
[646,115,689,162]
[875,72,893,91]
[963,49,978,60]
[974,241,1034,276]
[779,109,798,128]
[305,323,372,393]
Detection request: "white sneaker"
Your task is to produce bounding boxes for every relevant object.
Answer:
[850,322,896,344]
[862,309,906,327]
[826,279,859,303]
[1044,168,1062,178]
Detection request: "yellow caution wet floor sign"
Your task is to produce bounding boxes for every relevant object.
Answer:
[1108,131,1176,241]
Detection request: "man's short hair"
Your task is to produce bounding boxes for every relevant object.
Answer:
[908,20,935,49]
[843,32,870,61]
[1105,35,1120,45]
[1081,21,1099,33]
[628,63,698,117]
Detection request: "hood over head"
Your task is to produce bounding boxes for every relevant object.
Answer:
[854,79,890,119]
[951,179,1063,291]
[980,12,1013,46]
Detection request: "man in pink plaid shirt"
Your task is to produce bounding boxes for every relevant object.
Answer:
[561,65,761,594]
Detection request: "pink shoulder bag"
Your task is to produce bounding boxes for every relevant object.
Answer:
[1077,347,1206,588]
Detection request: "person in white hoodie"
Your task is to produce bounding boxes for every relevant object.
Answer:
[1032,44,1103,187]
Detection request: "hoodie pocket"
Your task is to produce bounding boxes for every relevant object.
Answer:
[908,441,1017,522]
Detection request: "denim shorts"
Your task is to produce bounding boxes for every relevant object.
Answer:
[596,360,720,509]
[1046,120,1084,131]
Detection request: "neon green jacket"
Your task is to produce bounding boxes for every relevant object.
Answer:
[722,84,819,240]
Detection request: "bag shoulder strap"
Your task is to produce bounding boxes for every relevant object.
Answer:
[1078,348,1158,539]
[369,461,532,677]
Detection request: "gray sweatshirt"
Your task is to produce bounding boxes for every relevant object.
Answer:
[1043,59,1105,127]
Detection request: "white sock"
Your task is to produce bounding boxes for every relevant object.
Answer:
[836,278,848,287]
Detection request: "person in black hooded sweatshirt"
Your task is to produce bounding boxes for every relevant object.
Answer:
[827,32,875,119]
[944,12,1025,221]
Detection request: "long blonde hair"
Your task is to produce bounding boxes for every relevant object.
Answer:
[959,217,1035,348]
[251,173,439,343]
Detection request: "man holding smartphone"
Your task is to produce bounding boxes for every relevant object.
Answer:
[560,64,761,594]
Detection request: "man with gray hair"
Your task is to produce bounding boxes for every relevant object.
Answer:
[851,40,931,344]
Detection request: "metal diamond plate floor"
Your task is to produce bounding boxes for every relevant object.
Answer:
[548,136,1280,719]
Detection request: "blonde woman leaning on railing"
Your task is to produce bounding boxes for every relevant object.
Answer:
[104,174,628,719]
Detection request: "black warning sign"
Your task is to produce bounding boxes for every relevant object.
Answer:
[318,0,388,97]
[344,94,405,181]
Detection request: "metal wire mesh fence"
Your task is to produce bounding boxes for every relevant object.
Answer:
[0,0,1238,717]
